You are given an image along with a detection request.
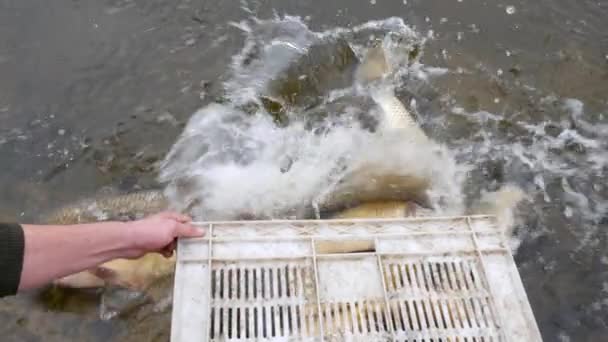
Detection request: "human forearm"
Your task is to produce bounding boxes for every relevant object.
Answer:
[0,211,202,295]
[19,222,133,291]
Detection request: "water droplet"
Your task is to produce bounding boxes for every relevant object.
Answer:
[497,69,503,76]
[425,16,430,22]
[370,0,376,4]
[58,129,66,136]
[403,0,407,4]
[494,98,501,104]
[506,50,512,57]
[506,5,516,15]
[564,206,573,218]
[440,17,448,24]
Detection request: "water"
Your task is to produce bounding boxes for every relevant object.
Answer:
[1,0,607,341]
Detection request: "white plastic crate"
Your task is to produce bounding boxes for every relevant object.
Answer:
[171,216,542,342]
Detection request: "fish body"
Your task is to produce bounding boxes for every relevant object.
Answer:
[332,200,433,219]
[42,190,168,225]
[372,88,428,142]
[355,44,428,141]
[317,44,436,215]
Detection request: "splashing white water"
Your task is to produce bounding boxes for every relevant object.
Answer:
[158,15,469,221]
[448,96,608,250]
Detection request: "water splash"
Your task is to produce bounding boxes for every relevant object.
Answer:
[159,15,468,221]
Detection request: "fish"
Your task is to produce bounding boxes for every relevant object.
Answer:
[331,200,434,219]
[37,189,176,319]
[314,41,438,216]
[41,190,169,225]
[40,190,175,292]
[50,39,436,296]
[355,44,429,141]
[49,41,435,293]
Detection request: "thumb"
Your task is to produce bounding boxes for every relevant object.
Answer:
[175,223,205,238]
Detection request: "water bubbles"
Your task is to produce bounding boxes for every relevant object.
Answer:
[441,49,449,60]
[370,0,376,4]
[440,18,448,24]
[564,206,573,218]
[58,129,66,136]
[403,0,407,4]
[497,68,503,76]
[494,98,501,104]
[469,23,480,34]
[506,50,512,57]
[505,5,516,15]
[157,112,179,126]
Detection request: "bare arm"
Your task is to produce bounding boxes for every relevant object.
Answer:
[18,212,204,291]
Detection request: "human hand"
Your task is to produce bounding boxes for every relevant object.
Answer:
[123,211,204,259]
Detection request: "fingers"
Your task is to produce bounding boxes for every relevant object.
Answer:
[156,211,192,223]
[175,222,205,238]
[158,226,202,258]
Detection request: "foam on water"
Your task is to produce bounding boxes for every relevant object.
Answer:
[159,15,468,221]
[448,96,608,250]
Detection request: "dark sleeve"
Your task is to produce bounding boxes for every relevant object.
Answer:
[0,223,25,297]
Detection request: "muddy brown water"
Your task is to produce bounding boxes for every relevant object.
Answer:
[1,1,607,341]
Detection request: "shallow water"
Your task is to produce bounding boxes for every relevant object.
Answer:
[0,0,606,341]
